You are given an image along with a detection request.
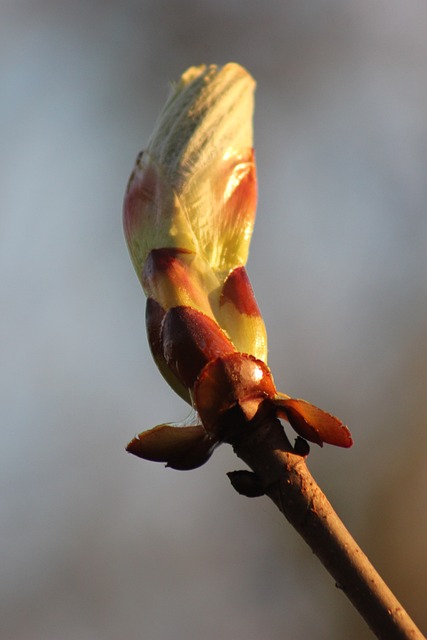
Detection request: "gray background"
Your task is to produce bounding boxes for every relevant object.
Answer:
[2,2,426,639]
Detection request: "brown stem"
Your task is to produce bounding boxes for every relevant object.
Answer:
[228,417,425,640]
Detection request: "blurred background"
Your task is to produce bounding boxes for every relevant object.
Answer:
[1,1,426,639]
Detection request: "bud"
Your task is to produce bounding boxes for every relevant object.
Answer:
[124,64,352,470]
[124,63,267,381]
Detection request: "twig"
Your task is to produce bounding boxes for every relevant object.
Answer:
[227,417,425,640]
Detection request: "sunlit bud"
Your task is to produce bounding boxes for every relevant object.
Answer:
[124,63,352,470]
